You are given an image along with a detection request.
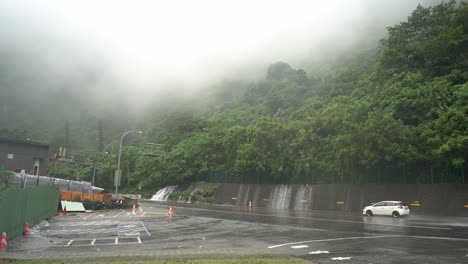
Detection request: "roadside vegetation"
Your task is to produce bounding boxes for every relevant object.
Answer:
[1,1,466,192]
[169,186,217,203]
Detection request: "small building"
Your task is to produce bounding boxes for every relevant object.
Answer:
[0,138,49,176]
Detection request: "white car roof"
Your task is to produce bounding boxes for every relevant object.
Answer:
[378,201,403,203]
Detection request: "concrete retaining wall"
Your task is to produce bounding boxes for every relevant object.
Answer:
[169,183,468,216]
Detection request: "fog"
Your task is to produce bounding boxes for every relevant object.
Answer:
[0,0,440,114]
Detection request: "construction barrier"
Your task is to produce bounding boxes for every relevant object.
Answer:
[60,192,112,203]
[0,186,60,239]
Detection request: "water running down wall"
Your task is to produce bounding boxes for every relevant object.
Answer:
[151,183,468,216]
[150,185,177,201]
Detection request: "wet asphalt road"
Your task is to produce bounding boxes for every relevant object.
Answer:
[2,200,468,263]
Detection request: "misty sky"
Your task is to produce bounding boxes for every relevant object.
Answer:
[0,0,440,104]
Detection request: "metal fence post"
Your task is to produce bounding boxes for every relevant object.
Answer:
[461,165,465,184]
[431,166,434,184]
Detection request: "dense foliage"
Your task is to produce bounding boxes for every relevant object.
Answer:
[7,2,468,192]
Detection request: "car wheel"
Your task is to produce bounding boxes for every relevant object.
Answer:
[392,211,400,218]
[366,210,373,216]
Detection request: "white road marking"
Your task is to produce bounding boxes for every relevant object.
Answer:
[59,238,143,247]
[122,232,140,236]
[268,235,399,248]
[67,240,73,246]
[115,238,118,244]
[406,236,468,242]
[44,227,146,235]
[269,235,468,249]
[291,245,309,249]
[118,224,138,228]
[52,220,125,226]
[309,250,329,254]
[331,257,352,260]
[42,221,151,236]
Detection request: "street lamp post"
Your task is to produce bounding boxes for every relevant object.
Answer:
[115,130,143,196]
[92,152,97,186]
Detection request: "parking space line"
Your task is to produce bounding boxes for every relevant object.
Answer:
[140,221,151,236]
[57,237,143,247]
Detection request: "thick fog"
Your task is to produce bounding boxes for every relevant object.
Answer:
[0,0,440,113]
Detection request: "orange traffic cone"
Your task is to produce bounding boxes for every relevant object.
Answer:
[167,207,173,217]
[132,204,136,214]
[23,223,30,236]
[0,232,7,249]
[63,206,67,216]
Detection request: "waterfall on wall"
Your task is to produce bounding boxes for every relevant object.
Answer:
[294,184,312,210]
[151,185,177,201]
[178,187,202,203]
[269,184,292,209]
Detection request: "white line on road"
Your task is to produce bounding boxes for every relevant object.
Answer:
[269,235,468,249]
[137,237,142,243]
[291,245,309,249]
[309,250,329,254]
[268,235,399,248]
[406,235,468,242]
[115,238,118,244]
[91,239,96,245]
[67,240,73,246]
[331,257,352,260]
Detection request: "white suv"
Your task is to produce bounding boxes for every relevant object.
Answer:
[363,201,410,217]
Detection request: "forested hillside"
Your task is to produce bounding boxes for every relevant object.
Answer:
[2,1,466,193]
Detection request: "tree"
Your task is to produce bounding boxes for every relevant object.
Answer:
[376,1,467,83]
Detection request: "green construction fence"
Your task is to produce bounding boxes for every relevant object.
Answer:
[0,186,60,239]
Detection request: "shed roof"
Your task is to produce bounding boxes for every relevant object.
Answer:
[0,137,49,148]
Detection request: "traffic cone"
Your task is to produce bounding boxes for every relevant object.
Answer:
[63,206,67,216]
[23,223,30,236]
[167,207,173,217]
[0,232,7,249]
[132,204,136,214]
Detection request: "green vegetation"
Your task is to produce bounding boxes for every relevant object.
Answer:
[0,170,14,190]
[169,187,217,203]
[3,2,467,192]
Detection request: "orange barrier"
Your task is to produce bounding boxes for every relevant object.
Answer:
[60,192,112,203]
[60,192,72,201]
